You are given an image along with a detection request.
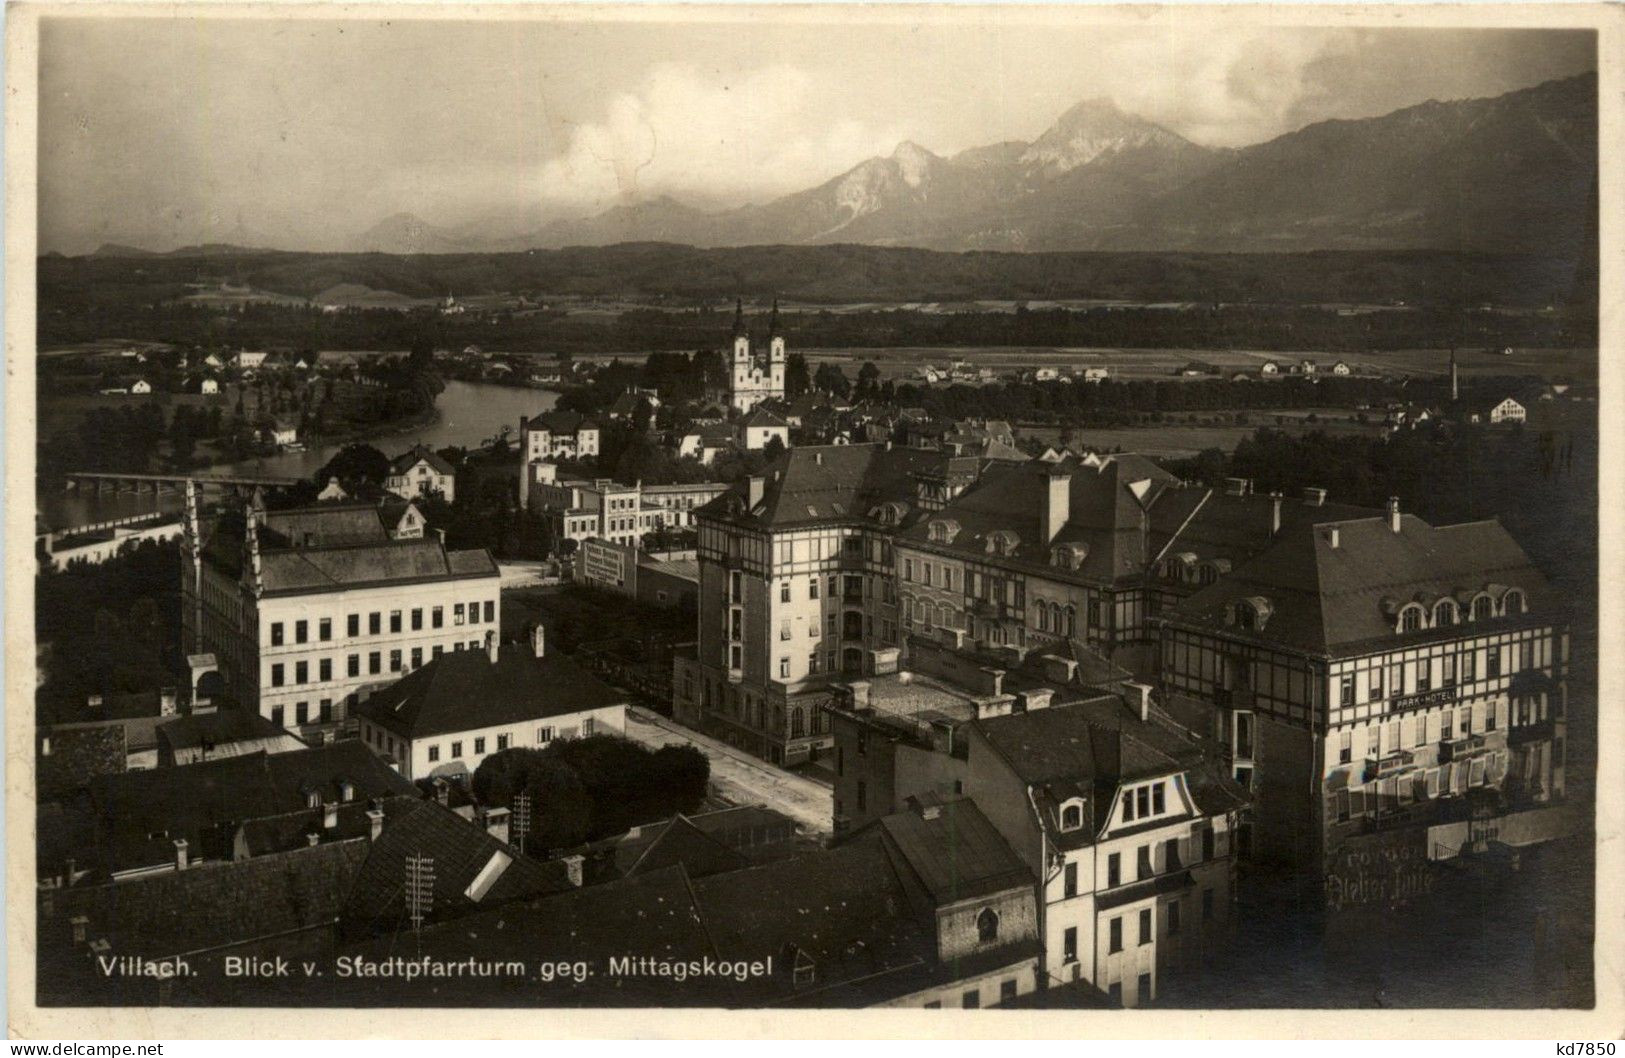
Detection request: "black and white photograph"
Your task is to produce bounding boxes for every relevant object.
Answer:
[8,2,1618,1038]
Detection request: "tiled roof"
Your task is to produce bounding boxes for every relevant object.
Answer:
[1165,514,1560,657]
[50,838,370,960]
[740,407,789,429]
[877,799,1033,905]
[388,444,455,476]
[532,409,597,435]
[357,643,626,740]
[699,443,942,529]
[155,708,301,752]
[898,454,1177,584]
[339,797,574,938]
[259,504,389,549]
[257,539,496,594]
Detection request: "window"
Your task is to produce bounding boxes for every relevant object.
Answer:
[428,745,440,762]
[485,601,495,623]
[270,622,285,646]
[1442,653,1457,686]
[1152,783,1165,815]
[1064,862,1078,897]
[1109,918,1123,954]
[976,908,999,943]
[1168,899,1181,936]
[1165,837,1181,870]
[432,606,444,629]
[1488,648,1502,679]
[411,608,423,631]
[347,614,360,637]
[319,658,332,682]
[779,657,790,679]
[537,726,555,744]
[320,699,332,722]
[1137,845,1152,879]
[780,621,791,641]
[780,582,790,602]
[1136,786,1151,818]
[389,649,402,672]
[1434,600,1457,626]
[1370,667,1384,700]
[293,661,308,685]
[1000,979,1018,1006]
[1473,595,1494,621]
[454,604,466,626]
[474,737,486,754]
[389,610,402,634]
[319,618,332,642]
[368,651,381,675]
[270,704,284,727]
[295,701,309,724]
[295,620,308,644]
[468,600,481,625]
[1061,803,1083,830]
[1368,726,1381,757]
[1339,675,1354,707]
[1122,790,1136,823]
[1139,908,1153,945]
[1202,828,1215,861]
[1107,852,1121,887]
[1400,606,1422,633]
[923,1001,941,1010]
[1137,973,1152,1001]
[1339,729,1353,764]
[451,741,463,758]
[369,612,381,636]
[1064,926,1079,963]
[411,647,422,670]
[809,578,819,599]
[1417,660,1432,692]
[271,663,285,687]
[961,990,979,1010]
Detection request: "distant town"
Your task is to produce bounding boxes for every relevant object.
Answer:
[32,284,1596,1010]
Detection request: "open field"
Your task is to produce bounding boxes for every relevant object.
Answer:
[1018,410,1392,458]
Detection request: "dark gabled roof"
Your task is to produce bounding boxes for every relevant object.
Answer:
[976,706,1181,789]
[699,443,941,529]
[876,799,1032,905]
[388,444,455,476]
[155,708,302,752]
[83,743,416,875]
[339,797,574,938]
[332,864,726,1006]
[618,815,750,879]
[259,503,390,549]
[50,838,370,961]
[256,539,497,594]
[740,406,789,429]
[1147,488,1379,572]
[357,643,626,740]
[690,830,938,1004]
[531,409,598,435]
[899,453,1177,584]
[1165,514,1560,658]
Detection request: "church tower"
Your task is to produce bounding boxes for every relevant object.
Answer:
[724,297,786,413]
[768,299,786,394]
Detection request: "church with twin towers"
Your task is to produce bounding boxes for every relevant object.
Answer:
[726,299,786,414]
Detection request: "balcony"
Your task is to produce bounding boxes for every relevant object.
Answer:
[1507,718,1556,747]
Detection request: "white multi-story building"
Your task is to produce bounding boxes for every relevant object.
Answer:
[385,444,457,503]
[1159,500,1570,876]
[356,625,627,781]
[181,488,500,742]
[529,476,727,549]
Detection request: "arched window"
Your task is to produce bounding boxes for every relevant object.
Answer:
[922,604,935,631]
[790,708,805,740]
[1433,600,1457,627]
[1065,605,1077,637]
[977,907,1000,944]
[1472,595,1494,621]
[1051,603,1063,636]
[1060,802,1083,830]
[1400,606,1423,633]
[1036,599,1049,632]
[1198,564,1218,586]
[1503,589,1524,615]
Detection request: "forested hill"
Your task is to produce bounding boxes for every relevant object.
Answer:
[40,244,1589,310]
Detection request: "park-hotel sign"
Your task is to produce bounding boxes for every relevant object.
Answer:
[1391,687,1458,711]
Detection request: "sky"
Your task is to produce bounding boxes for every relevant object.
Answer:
[36,16,1596,255]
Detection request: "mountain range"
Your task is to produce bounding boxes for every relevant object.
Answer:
[99,72,1597,260]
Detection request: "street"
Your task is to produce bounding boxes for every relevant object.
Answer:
[621,706,833,838]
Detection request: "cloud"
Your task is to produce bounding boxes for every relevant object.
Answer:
[535,62,909,212]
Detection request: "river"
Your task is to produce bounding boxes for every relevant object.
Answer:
[39,381,556,531]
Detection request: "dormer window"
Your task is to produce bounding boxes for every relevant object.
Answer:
[928,519,959,544]
[1399,604,1424,634]
[1059,799,1085,831]
[1502,589,1525,615]
[1471,594,1494,621]
[1433,600,1457,627]
[976,908,1000,944]
[986,530,1018,557]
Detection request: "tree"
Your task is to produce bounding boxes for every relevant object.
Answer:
[471,749,594,852]
[785,353,812,399]
[315,443,389,491]
[856,360,881,398]
[814,363,851,399]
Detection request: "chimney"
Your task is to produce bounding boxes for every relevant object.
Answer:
[1327,526,1341,549]
[846,680,871,710]
[159,687,178,717]
[1449,349,1459,402]
[1125,682,1153,723]
[338,778,356,803]
[366,803,385,842]
[1019,688,1054,712]
[485,629,499,665]
[1043,471,1071,543]
[173,838,190,872]
[1224,477,1251,497]
[1043,656,1080,685]
[323,802,339,830]
[530,622,546,658]
[561,854,585,888]
[306,831,321,847]
[747,476,765,509]
[1303,486,1327,508]
[1387,496,1401,533]
[1269,492,1283,536]
[814,451,823,466]
[432,777,450,807]
[87,694,103,715]
[482,806,511,845]
[70,915,88,945]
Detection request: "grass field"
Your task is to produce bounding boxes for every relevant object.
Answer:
[1019,410,1390,458]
